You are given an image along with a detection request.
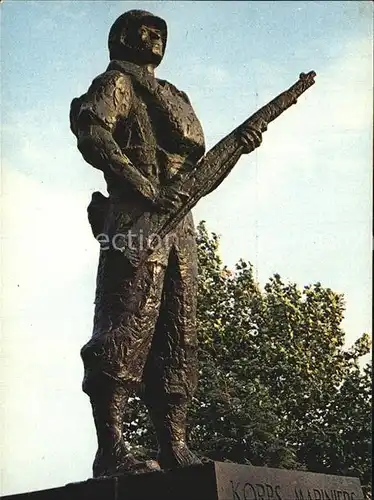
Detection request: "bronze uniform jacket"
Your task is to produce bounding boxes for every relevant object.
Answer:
[70,60,205,197]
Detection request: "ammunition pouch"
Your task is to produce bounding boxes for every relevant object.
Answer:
[87,191,110,238]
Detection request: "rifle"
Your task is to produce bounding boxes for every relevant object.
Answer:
[117,71,317,267]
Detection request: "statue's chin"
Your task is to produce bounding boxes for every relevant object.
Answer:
[148,51,164,67]
[138,46,164,66]
[116,45,164,67]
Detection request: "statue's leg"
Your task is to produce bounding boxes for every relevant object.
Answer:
[88,377,153,477]
[141,214,201,470]
[81,248,167,477]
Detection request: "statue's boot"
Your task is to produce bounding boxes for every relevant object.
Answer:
[90,384,160,477]
[147,398,202,471]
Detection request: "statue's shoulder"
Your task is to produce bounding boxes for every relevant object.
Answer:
[70,70,133,136]
[158,79,191,105]
[89,69,133,94]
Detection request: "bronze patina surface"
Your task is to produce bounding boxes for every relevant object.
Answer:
[70,10,315,478]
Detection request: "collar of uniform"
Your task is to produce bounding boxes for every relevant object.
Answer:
[107,60,158,91]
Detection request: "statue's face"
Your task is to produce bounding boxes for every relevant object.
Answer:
[134,23,164,65]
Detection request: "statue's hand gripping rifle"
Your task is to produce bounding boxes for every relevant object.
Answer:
[118,71,316,267]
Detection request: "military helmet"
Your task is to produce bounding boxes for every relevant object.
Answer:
[108,10,167,62]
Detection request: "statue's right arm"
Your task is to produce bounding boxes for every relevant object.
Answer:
[71,71,156,203]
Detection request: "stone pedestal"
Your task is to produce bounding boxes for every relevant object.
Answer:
[1,461,364,500]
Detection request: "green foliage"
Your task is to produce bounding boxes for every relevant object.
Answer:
[123,221,372,493]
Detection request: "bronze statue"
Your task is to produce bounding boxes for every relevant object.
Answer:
[70,9,315,478]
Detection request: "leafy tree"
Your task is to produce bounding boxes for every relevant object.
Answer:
[123,222,372,495]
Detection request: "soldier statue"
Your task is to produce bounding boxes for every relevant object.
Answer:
[70,9,265,478]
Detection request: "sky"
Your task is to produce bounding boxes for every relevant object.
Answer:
[0,0,373,495]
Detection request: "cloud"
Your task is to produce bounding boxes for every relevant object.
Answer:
[197,36,372,213]
[1,167,99,493]
[193,36,372,347]
[200,65,229,85]
[1,167,99,316]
